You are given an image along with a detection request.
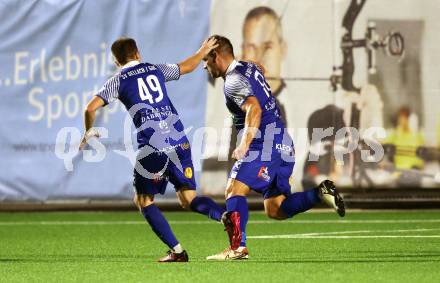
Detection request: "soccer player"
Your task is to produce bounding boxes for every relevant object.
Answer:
[79,37,227,262]
[201,35,345,260]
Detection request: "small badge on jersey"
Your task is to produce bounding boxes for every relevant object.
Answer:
[257,166,271,182]
[153,173,164,184]
[180,142,190,150]
[184,167,193,179]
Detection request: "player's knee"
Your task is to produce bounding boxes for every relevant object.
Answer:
[176,189,196,210]
[225,185,248,199]
[133,195,140,209]
[178,198,191,210]
[134,194,154,208]
[265,209,280,220]
[265,206,286,220]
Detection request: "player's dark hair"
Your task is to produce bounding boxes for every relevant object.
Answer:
[111,37,139,65]
[398,106,411,118]
[208,35,234,58]
[243,6,283,41]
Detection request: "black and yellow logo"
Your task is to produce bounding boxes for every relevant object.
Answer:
[184,167,193,179]
[180,143,190,150]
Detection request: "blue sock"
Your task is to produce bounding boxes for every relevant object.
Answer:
[226,195,248,247]
[190,196,225,222]
[141,204,179,250]
[280,188,321,218]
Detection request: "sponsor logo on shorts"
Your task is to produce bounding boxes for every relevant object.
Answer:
[257,166,270,182]
[184,167,193,179]
[276,143,293,154]
[180,142,190,150]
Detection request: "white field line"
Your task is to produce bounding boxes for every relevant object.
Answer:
[248,228,440,239]
[247,228,440,239]
[248,235,440,239]
[292,228,440,237]
[0,219,440,226]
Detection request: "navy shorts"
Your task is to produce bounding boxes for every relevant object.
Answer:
[230,152,294,199]
[133,144,196,196]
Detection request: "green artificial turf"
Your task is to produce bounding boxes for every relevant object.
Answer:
[1,210,439,282]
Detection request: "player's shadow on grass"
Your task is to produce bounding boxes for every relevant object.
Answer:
[203,252,440,263]
[0,254,148,263]
[3,252,440,264]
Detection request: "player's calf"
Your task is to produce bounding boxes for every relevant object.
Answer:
[177,188,225,222]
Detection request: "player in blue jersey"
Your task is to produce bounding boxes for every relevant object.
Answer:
[201,35,345,260]
[79,37,228,262]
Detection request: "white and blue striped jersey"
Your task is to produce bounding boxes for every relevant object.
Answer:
[95,60,188,149]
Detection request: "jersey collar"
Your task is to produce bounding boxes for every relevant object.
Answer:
[225,59,238,76]
[122,60,141,69]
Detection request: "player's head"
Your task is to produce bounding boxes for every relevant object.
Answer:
[242,7,286,89]
[203,35,234,79]
[111,37,141,67]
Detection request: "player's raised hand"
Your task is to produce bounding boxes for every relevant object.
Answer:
[179,37,219,75]
[79,128,101,150]
[198,37,218,57]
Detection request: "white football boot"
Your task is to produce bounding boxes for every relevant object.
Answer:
[318,180,345,217]
[206,246,249,260]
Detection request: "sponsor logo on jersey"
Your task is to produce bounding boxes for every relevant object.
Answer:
[158,120,169,130]
[257,166,270,182]
[184,167,193,179]
[152,173,163,184]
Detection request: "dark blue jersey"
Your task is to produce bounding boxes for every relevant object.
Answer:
[96,61,188,150]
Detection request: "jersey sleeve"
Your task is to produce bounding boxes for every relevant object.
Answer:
[224,73,254,107]
[156,63,180,82]
[95,74,120,105]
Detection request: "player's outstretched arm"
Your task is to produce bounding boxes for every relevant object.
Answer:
[79,96,105,150]
[231,96,262,160]
[178,37,218,75]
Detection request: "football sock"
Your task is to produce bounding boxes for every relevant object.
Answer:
[141,204,179,250]
[226,195,248,247]
[190,196,225,222]
[280,188,321,218]
[172,243,183,253]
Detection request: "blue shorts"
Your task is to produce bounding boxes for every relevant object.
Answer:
[230,152,294,199]
[133,144,196,196]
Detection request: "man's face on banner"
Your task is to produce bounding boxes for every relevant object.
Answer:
[242,14,287,92]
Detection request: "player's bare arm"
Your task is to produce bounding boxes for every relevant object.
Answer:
[231,96,262,160]
[79,96,105,149]
[178,37,218,75]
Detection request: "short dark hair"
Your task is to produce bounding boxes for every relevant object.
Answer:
[243,6,283,41]
[208,35,234,57]
[111,37,139,65]
[398,106,411,118]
